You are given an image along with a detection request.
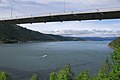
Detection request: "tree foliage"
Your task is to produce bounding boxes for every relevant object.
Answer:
[31,73,39,80]
[49,72,57,80]
[109,46,120,80]
[0,72,11,80]
[77,69,89,80]
[109,37,120,48]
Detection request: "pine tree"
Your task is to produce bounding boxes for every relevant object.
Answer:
[31,73,39,80]
[0,72,11,80]
[77,69,89,80]
[49,72,57,80]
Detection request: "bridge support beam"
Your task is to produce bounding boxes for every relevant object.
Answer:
[0,10,120,24]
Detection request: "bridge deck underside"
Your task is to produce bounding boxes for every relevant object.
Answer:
[0,11,120,24]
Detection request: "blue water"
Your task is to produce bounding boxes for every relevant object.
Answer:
[0,41,113,80]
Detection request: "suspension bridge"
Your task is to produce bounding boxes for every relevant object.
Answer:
[0,0,120,24]
[0,10,120,24]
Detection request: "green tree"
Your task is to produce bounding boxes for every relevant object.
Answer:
[77,69,89,80]
[92,46,120,80]
[109,46,120,80]
[51,64,75,80]
[0,72,11,80]
[97,67,109,80]
[49,72,57,80]
[65,64,74,80]
[57,68,68,80]
[31,73,39,80]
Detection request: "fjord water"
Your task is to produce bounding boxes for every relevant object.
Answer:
[0,41,113,80]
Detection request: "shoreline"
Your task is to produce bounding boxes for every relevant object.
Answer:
[0,40,113,45]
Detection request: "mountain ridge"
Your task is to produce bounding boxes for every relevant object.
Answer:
[0,24,84,43]
[80,37,117,41]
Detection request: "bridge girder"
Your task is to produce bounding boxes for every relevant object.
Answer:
[0,10,120,24]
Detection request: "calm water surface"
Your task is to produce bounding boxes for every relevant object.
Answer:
[0,41,113,80]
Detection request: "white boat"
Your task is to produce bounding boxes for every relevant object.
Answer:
[42,55,47,58]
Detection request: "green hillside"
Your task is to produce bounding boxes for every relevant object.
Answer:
[109,37,120,48]
[0,24,84,43]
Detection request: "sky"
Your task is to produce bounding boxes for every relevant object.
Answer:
[0,0,120,37]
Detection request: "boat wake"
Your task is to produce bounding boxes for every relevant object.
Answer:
[42,55,47,58]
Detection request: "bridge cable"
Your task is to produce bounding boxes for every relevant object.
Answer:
[78,0,120,12]
[78,0,93,11]
[64,0,65,13]
[11,4,14,18]
[0,2,5,20]
[85,0,99,12]
[86,0,120,12]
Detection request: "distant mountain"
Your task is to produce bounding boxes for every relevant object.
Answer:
[0,24,84,43]
[50,35,85,41]
[81,37,117,41]
[109,37,120,48]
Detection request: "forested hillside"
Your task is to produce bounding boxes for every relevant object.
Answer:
[0,24,84,43]
[109,37,120,48]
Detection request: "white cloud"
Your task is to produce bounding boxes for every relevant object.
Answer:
[0,0,120,37]
[43,29,120,37]
[0,0,120,18]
